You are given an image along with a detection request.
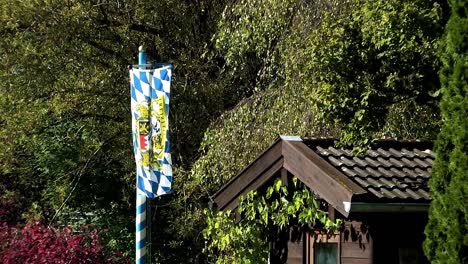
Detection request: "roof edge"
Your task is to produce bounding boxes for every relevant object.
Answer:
[282,140,366,217]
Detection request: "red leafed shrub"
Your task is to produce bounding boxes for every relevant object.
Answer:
[0,222,130,264]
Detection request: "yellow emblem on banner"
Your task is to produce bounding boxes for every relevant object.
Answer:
[151,96,167,161]
[134,96,166,170]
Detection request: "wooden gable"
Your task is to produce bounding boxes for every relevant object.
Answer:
[212,136,366,216]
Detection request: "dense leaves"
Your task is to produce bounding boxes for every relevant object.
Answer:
[191,0,444,199]
[0,222,130,264]
[0,0,227,261]
[301,0,444,148]
[424,0,468,263]
[203,178,340,263]
[211,0,445,149]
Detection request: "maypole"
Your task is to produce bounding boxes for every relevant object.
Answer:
[136,45,147,264]
[130,47,172,264]
[130,45,173,264]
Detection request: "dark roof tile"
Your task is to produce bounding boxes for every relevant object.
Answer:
[379,178,396,188]
[376,148,392,158]
[413,158,431,168]
[340,156,356,167]
[401,148,416,158]
[389,167,407,178]
[354,177,371,187]
[401,157,418,167]
[403,177,423,185]
[403,168,419,178]
[342,149,354,157]
[381,188,397,199]
[413,148,432,158]
[406,189,423,200]
[353,167,370,178]
[365,167,382,177]
[328,156,343,167]
[316,146,332,156]
[392,178,409,189]
[368,187,384,198]
[366,177,383,188]
[424,158,434,166]
[342,167,358,177]
[414,168,430,178]
[425,149,436,158]
[367,149,381,158]
[388,157,405,168]
[417,189,431,200]
[328,147,347,157]
[377,167,394,177]
[392,188,409,199]
[376,157,393,167]
[353,157,369,167]
[364,157,382,168]
[388,148,404,158]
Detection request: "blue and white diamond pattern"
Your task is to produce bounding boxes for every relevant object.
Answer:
[130,66,172,198]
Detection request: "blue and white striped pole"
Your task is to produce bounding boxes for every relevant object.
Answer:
[136,45,147,264]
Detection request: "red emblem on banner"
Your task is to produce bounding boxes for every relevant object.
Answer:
[140,134,148,150]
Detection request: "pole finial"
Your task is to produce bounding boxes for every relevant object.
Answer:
[139,45,145,52]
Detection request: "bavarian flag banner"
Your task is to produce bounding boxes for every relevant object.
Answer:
[130,65,172,198]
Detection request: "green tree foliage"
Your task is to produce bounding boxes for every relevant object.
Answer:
[298,0,444,148]
[0,0,228,260]
[424,0,468,263]
[203,178,340,263]
[0,0,226,211]
[211,0,445,149]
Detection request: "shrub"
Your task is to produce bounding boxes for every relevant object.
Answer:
[0,222,130,264]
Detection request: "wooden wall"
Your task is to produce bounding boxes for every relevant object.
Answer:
[360,213,429,264]
[302,221,373,264]
[288,239,304,264]
[341,221,373,264]
[285,214,427,264]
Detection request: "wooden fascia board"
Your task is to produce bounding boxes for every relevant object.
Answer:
[213,139,283,210]
[282,140,366,217]
[223,157,284,211]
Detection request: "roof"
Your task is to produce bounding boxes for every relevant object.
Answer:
[212,137,434,217]
[304,138,433,202]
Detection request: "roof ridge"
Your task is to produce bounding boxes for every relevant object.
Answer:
[302,137,434,151]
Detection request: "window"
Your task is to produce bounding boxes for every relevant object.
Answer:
[308,233,340,264]
[314,243,338,264]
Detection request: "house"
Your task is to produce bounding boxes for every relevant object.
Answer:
[212,136,433,264]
